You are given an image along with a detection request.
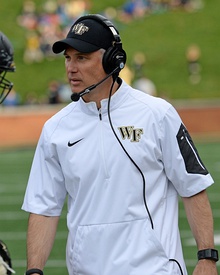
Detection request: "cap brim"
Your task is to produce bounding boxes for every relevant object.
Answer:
[52,38,100,54]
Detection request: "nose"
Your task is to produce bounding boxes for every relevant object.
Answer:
[66,60,78,73]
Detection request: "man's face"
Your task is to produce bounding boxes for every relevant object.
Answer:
[64,47,106,94]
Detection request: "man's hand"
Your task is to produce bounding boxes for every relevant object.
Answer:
[193,259,218,275]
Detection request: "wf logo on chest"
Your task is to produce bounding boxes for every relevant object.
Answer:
[118,126,143,142]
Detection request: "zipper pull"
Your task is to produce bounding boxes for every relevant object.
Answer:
[99,108,102,120]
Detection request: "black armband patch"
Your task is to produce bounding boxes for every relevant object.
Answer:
[176,123,208,175]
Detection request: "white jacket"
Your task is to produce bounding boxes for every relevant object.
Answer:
[22,80,213,275]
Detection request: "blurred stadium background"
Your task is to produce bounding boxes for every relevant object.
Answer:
[0,0,220,102]
[0,0,219,274]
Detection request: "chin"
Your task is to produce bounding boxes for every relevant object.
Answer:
[71,85,84,94]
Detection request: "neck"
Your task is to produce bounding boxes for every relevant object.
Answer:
[82,77,120,108]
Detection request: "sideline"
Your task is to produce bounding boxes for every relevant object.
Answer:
[0,101,220,148]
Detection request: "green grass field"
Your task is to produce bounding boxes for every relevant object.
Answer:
[0,142,219,274]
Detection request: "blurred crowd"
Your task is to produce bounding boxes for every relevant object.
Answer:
[17,0,92,63]
[115,0,203,23]
[1,0,202,107]
[17,0,203,64]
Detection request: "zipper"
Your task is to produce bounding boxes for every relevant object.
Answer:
[182,128,206,170]
[98,108,109,178]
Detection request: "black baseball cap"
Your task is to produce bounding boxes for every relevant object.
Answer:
[52,15,116,54]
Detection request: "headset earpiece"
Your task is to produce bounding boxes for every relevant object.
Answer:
[102,43,126,74]
[75,14,127,74]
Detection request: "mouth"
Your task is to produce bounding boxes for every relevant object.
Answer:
[69,78,86,94]
[70,78,81,86]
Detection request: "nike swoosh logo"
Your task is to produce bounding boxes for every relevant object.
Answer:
[68,138,83,147]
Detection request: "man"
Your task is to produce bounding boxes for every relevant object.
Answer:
[22,14,218,275]
[0,32,16,275]
[0,31,15,104]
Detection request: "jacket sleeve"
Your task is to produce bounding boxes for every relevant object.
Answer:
[22,124,67,216]
[160,105,214,197]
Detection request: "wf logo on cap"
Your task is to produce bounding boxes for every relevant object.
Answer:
[72,23,89,35]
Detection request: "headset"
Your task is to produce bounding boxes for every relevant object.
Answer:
[73,14,127,75]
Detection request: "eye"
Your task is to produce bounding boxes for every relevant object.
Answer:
[77,55,86,61]
[64,54,70,60]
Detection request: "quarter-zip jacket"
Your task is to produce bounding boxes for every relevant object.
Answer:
[22,80,214,275]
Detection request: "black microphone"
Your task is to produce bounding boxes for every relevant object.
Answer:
[71,64,124,102]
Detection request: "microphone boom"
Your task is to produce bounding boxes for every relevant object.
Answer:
[71,65,123,102]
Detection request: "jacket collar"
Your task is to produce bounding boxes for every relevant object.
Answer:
[79,79,130,116]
